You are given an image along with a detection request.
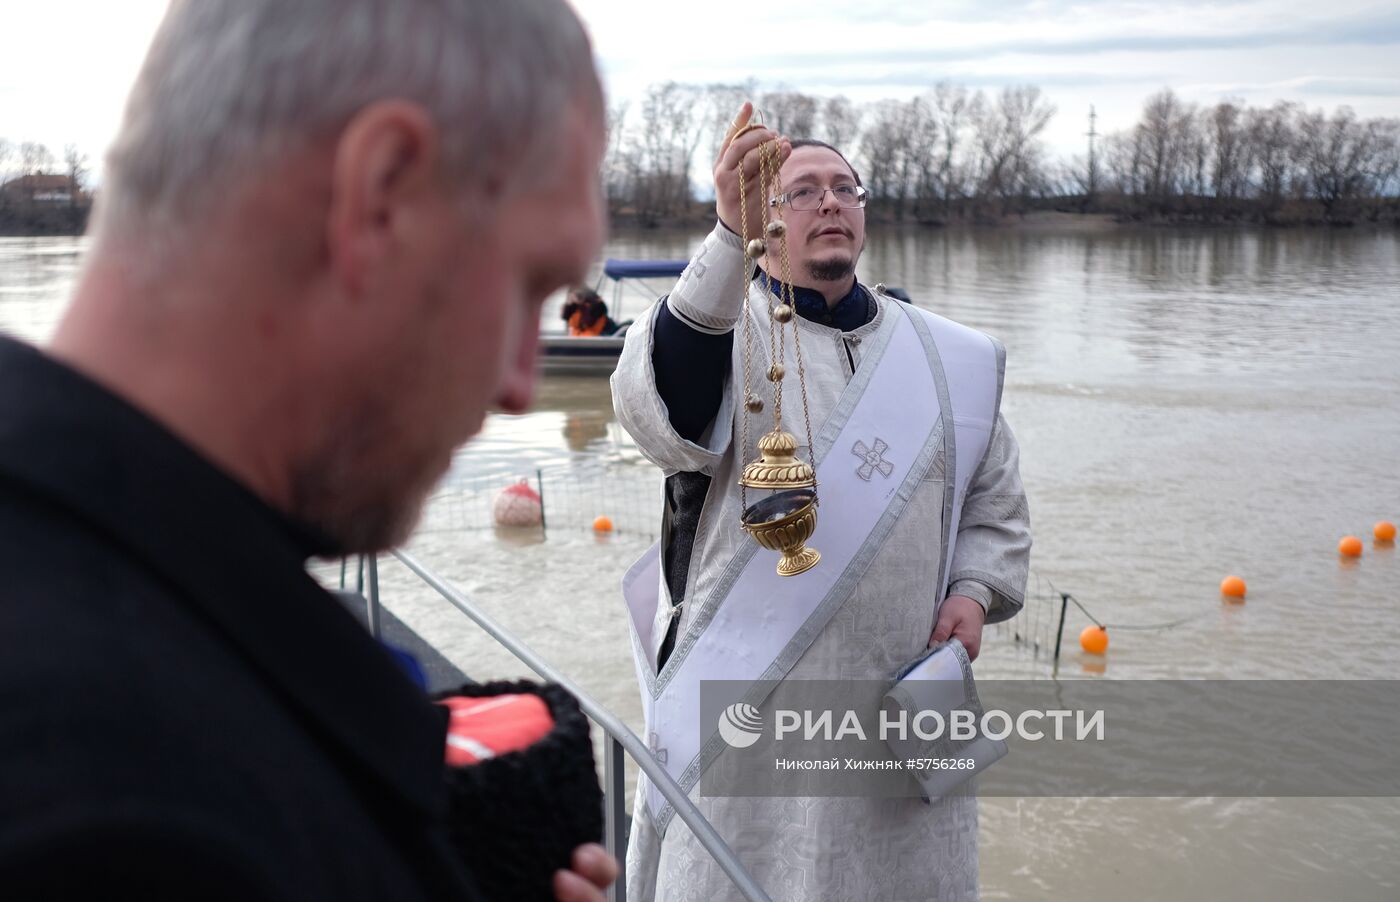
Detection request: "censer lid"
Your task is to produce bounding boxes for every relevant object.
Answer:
[739,429,816,490]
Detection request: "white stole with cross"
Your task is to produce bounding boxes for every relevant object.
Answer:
[622,301,1000,833]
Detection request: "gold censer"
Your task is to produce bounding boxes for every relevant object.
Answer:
[733,112,821,577]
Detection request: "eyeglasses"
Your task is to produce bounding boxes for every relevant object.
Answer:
[770,184,868,212]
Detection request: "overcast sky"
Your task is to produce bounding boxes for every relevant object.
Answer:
[2,0,1397,175]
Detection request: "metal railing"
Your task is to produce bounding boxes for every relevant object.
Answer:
[347,551,770,902]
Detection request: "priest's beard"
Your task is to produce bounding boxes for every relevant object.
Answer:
[806,255,856,283]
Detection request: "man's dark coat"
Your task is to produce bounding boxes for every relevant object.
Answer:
[0,337,484,900]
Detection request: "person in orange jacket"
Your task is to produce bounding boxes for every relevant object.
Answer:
[562,287,617,336]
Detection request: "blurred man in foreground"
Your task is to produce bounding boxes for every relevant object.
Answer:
[0,1,613,898]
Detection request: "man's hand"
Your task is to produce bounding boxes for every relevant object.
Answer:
[714,101,792,242]
[553,843,618,902]
[928,595,986,661]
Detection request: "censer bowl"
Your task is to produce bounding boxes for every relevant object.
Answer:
[741,488,821,577]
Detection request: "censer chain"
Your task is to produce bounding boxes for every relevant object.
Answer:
[737,143,754,514]
[774,200,817,481]
[757,136,784,427]
[735,113,820,515]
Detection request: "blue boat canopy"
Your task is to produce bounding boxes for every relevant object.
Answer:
[603,259,688,280]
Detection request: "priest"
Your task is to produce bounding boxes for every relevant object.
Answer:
[611,104,1032,901]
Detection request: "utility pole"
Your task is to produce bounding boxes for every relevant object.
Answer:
[1084,105,1100,210]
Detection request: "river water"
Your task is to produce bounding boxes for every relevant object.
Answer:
[3,227,1399,899]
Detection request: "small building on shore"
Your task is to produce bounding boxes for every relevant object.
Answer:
[0,173,84,207]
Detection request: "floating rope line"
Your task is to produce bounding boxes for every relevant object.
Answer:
[1043,576,1199,632]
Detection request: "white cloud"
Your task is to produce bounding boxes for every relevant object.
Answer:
[572,0,1400,157]
[1,0,1395,180]
[0,0,167,173]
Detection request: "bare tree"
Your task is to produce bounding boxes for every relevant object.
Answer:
[896,99,925,217]
[820,96,862,152]
[1057,155,1094,199]
[1136,89,1193,201]
[602,101,632,216]
[1294,106,1376,220]
[859,100,914,217]
[64,144,89,210]
[969,86,1056,215]
[626,82,706,225]
[1205,100,1250,209]
[1246,101,1299,208]
[926,82,973,220]
[0,138,13,213]
[1368,118,1400,200]
[1100,126,1146,199]
[701,81,756,161]
[1182,110,1209,200]
[0,137,14,182]
[904,98,942,221]
[854,97,949,221]
[19,141,55,176]
[760,90,818,138]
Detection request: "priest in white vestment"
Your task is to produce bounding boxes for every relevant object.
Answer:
[610,105,1032,902]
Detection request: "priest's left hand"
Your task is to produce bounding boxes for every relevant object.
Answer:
[928,595,986,661]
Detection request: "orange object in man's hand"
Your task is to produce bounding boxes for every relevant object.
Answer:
[437,693,554,767]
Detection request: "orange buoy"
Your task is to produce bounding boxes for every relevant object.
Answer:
[1220,575,1247,599]
[592,515,614,533]
[1079,625,1109,655]
[1376,521,1397,543]
[1338,535,1363,557]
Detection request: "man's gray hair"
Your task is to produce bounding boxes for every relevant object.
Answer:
[97,0,601,236]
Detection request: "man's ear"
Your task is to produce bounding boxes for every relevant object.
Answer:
[325,101,440,297]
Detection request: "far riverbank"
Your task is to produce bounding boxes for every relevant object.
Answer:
[608,207,1400,236]
[5,203,1397,239]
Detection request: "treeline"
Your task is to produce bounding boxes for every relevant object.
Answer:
[6,87,1399,236]
[0,138,92,235]
[1085,90,1400,224]
[604,83,1400,227]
